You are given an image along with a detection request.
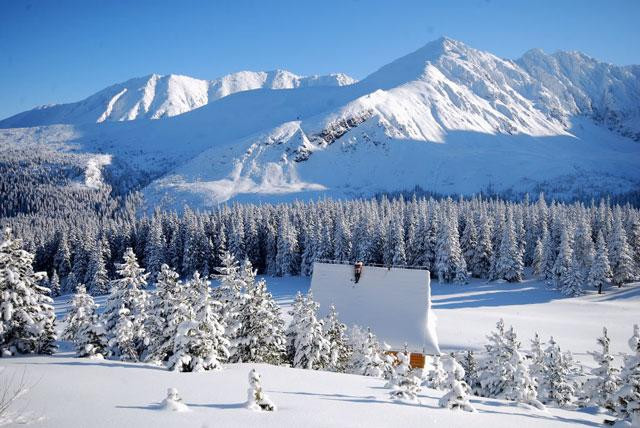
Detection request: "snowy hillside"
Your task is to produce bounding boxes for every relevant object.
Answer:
[0,70,356,126]
[1,37,639,206]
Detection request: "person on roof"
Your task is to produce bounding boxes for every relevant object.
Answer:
[354,261,363,284]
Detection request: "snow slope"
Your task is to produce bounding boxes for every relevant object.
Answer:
[0,357,604,428]
[6,275,638,427]
[1,37,639,206]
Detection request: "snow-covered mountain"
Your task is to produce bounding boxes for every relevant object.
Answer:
[1,37,639,207]
[0,70,356,126]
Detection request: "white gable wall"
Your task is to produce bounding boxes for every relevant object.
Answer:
[310,262,440,354]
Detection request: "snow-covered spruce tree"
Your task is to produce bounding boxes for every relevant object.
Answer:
[560,257,584,297]
[439,356,475,412]
[582,327,619,411]
[102,247,150,361]
[532,238,544,278]
[85,238,110,295]
[286,292,330,369]
[144,264,187,363]
[62,284,97,344]
[0,228,57,356]
[49,270,61,298]
[540,224,557,281]
[460,350,482,395]
[479,319,511,397]
[324,304,352,372]
[588,231,612,294]
[614,324,640,424]
[502,329,545,409]
[75,317,108,358]
[538,337,575,407]
[609,214,637,287]
[231,260,286,364]
[529,333,546,385]
[553,225,574,290]
[246,369,276,411]
[491,210,524,282]
[573,214,595,276]
[425,354,448,390]
[212,251,246,345]
[347,326,387,378]
[168,271,229,372]
[435,214,467,283]
[144,215,166,281]
[472,214,493,278]
[460,214,479,275]
[389,350,421,403]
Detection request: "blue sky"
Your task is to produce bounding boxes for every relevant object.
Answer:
[1,0,639,119]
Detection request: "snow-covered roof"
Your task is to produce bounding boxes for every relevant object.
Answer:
[310,262,440,354]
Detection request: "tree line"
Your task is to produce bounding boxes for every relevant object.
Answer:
[2,194,639,298]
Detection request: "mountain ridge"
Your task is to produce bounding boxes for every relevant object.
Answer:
[1,37,639,207]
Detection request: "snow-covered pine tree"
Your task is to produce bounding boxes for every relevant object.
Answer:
[460,214,479,274]
[425,354,448,390]
[588,231,612,294]
[501,327,545,409]
[102,247,149,361]
[460,350,481,395]
[286,292,330,370]
[246,369,276,411]
[472,214,494,278]
[324,304,351,372]
[439,356,475,412]
[560,257,584,297]
[529,333,546,386]
[347,326,386,378]
[614,324,640,424]
[540,224,556,281]
[609,214,637,287]
[492,210,524,282]
[168,271,229,372]
[538,337,575,407]
[75,317,108,358]
[0,228,57,356]
[553,225,574,290]
[144,264,187,363]
[85,239,109,295]
[533,238,544,278]
[435,214,467,283]
[582,327,619,411]
[389,350,421,403]
[144,214,166,281]
[62,284,96,344]
[49,270,61,297]
[231,260,286,364]
[479,319,511,397]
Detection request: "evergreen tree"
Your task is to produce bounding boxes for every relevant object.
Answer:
[286,292,330,370]
[62,284,96,344]
[501,328,545,409]
[538,337,575,407]
[246,369,276,411]
[479,319,511,397]
[85,240,110,295]
[102,248,149,361]
[435,215,467,283]
[49,270,61,297]
[324,304,351,372]
[168,271,229,372]
[438,356,476,412]
[609,215,637,287]
[389,350,421,403]
[144,215,166,281]
[492,211,524,282]
[587,231,612,294]
[582,327,619,411]
[529,333,546,385]
[614,324,640,424]
[232,261,286,364]
[425,354,448,390]
[472,214,494,278]
[560,257,584,297]
[144,264,186,363]
[460,350,481,395]
[0,228,57,356]
[533,238,544,277]
[553,226,574,289]
[347,326,387,378]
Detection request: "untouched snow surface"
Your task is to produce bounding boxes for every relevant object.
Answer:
[5,275,637,427]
